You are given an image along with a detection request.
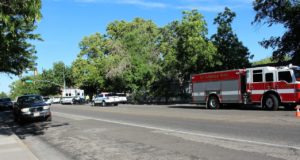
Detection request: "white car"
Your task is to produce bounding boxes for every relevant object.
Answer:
[52,97,61,104]
[61,97,74,104]
[43,97,53,105]
[92,93,119,106]
[116,93,127,103]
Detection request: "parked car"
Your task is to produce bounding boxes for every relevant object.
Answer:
[0,98,13,111]
[52,97,62,104]
[116,93,127,104]
[73,96,85,104]
[61,97,74,104]
[92,93,119,106]
[43,96,53,105]
[13,95,52,122]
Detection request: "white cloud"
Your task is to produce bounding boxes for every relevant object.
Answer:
[117,0,167,8]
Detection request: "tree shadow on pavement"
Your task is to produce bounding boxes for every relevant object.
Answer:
[0,111,14,136]
[0,111,69,140]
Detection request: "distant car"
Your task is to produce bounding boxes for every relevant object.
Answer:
[52,97,61,104]
[13,95,52,122]
[43,97,53,105]
[61,97,74,105]
[0,98,13,111]
[73,96,85,104]
[116,93,127,104]
[92,93,119,106]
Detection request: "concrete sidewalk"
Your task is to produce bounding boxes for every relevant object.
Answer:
[0,111,38,160]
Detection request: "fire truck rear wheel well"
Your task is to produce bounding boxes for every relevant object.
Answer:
[208,94,220,101]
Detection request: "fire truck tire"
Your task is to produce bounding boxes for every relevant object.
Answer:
[207,95,220,109]
[263,94,279,111]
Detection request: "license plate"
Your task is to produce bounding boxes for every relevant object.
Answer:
[33,112,40,117]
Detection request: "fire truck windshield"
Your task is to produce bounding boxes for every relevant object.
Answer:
[293,69,300,81]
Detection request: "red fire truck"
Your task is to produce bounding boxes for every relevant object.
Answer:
[191,65,300,110]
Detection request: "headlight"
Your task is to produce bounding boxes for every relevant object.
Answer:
[21,108,30,112]
[43,105,50,110]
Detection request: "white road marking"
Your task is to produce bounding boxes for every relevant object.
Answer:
[52,111,300,150]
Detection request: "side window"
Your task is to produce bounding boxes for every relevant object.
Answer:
[65,93,68,96]
[278,71,292,83]
[253,70,263,82]
[265,73,274,82]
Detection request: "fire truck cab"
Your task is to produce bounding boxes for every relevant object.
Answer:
[191,64,300,110]
[245,65,300,110]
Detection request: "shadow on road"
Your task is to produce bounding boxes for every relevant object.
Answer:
[168,105,206,110]
[0,111,14,136]
[0,111,69,140]
[168,104,290,111]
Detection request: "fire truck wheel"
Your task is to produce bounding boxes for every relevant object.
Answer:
[207,96,220,109]
[263,94,279,111]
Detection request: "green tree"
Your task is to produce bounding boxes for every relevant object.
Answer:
[211,7,253,70]
[72,58,104,98]
[252,57,273,66]
[0,92,8,98]
[106,18,160,99]
[0,0,42,75]
[72,33,107,97]
[156,10,217,101]
[35,69,60,96]
[253,0,300,64]
[36,62,74,96]
[9,77,39,99]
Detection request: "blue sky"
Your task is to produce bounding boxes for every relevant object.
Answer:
[0,0,284,94]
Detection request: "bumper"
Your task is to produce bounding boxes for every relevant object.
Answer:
[61,100,73,104]
[20,110,51,119]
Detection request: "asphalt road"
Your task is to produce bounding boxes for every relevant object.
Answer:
[9,104,300,160]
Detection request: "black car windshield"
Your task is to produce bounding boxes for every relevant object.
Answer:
[18,95,44,104]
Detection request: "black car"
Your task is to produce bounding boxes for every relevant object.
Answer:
[13,95,52,122]
[0,98,13,111]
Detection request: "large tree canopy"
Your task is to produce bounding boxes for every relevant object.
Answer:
[0,0,41,75]
[155,10,217,101]
[211,7,253,70]
[253,0,300,64]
